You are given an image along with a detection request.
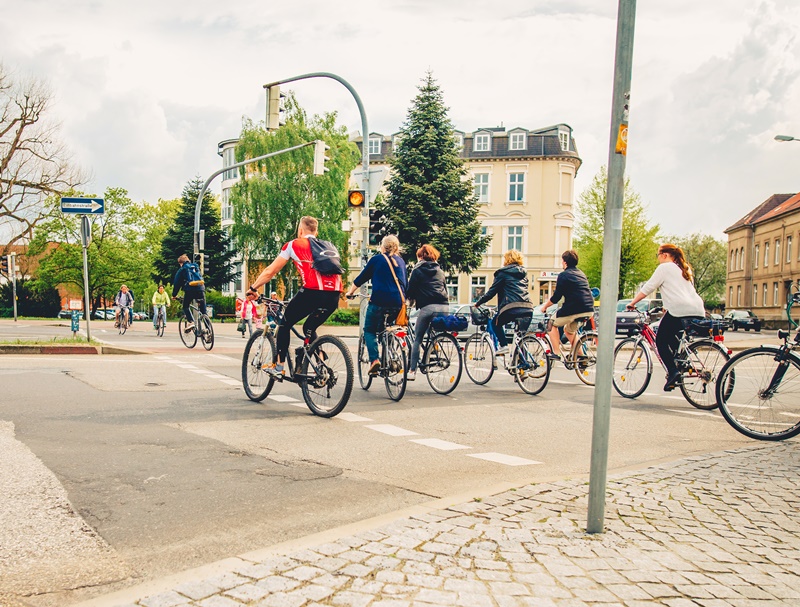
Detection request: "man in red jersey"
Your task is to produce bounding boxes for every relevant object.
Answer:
[248,216,342,376]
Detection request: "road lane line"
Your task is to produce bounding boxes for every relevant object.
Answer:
[267,394,301,402]
[336,413,373,422]
[665,409,718,418]
[364,424,419,437]
[467,452,542,466]
[220,379,241,386]
[409,438,470,451]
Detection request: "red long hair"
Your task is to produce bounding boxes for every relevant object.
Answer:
[660,243,693,282]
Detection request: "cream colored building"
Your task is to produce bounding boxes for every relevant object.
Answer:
[353,124,582,304]
[725,192,800,325]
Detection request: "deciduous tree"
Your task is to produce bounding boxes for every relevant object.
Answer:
[670,233,726,306]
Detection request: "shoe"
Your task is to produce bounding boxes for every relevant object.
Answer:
[495,346,509,356]
[406,370,416,381]
[546,352,563,362]
[183,322,195,333]
[664,371,681,391]
[368,360,381,376]
[264,363,285,378]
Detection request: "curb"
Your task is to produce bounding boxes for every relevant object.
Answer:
[0,344,144,355]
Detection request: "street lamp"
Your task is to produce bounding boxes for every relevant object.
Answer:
[774,134,798,142]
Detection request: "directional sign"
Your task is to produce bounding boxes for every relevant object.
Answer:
[60,197,105,214]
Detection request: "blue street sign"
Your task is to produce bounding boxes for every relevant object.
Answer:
[60,197,105,214]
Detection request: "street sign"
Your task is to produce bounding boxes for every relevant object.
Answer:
[60,197,105,214]
[351,167,390,204]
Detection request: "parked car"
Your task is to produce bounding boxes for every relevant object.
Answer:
[725,309,762,332]
[57,309,84,319]
[92,308,116,320]
[133,311,150,321]
[615,298,663,336]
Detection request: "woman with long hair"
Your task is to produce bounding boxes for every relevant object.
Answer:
[627,243,705,391]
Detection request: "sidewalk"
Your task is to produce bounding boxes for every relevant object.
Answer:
[75,441,800,607]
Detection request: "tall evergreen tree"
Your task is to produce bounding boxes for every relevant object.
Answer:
[383,72,489,273]
[154,178,237,289]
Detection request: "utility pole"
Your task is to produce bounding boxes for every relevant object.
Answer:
[586,0,637,534]
[10,253,17,322]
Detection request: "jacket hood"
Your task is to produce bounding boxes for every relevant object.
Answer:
[413,261,442,278]
[496,264,527,279]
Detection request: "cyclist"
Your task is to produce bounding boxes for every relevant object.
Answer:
[473,249,534,356]
[404,243,449,381]
[151,284,170,330]
[113,285,134,328]
[172,254,207,333]
[627,243,704,391]
[248,216,342,377]
[344,234,407,376]
[539,249,595,361]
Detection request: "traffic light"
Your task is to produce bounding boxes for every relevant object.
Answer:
[368,209,385,247]
[0,255,8,275]
[348,189,366,209]
[313,140,330,176]
[266,85,286,131]
[198,253,205,275]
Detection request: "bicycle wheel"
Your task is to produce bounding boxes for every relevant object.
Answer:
[384,333,407,401]
[513,335,550,395]
[301,335,353,417]
[612,337,652,398]
[424,333,462,395]
[119,320,127,335]
[156,315,165,337]
[464,332,495,385]
[715,347,800,440]
[178,318,197,348]
[199,315,214,351]
[679,340,728,410]
[572,331,598,386]
[242,329,276,402]
[357,335,373,390]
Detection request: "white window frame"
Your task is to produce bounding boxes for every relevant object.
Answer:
[368,137,382,155]
[754,245,759,269]
[221,188,233,221]
[737,286,742,307]
[763,284,768,307]
[471,276,487,302]
[473,133,490,152]
[508,172,525,203]
[774,282,779,306]
[446,276,459,302]
[507,225,523,251]
[473,173,490,203]
[788,236,793,263]
[453,133,464,150]
[775,239,781,265]
[393,136,402,153]
[764,242,770,267]
[509,131,526,151]
[729,287,733,307]
[753,284,758,307]
[223,148,237,181]
[558,131,569,151]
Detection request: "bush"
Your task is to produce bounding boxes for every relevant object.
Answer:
[326,307,359,325]
[205,290,237,315]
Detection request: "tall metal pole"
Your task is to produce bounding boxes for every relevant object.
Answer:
[10,254,17,322]
[81,216,92,342]
[586,0,637,534]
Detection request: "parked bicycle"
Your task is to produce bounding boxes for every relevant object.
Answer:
[613,308,729,409]
[242,296,354,417]
[404,312,463,395]
[116,306,133,335]
[463,306,550,395]
[541,312,599,386]
[177,297,214,350]
[350,294,407,402]
[714,288,800,440]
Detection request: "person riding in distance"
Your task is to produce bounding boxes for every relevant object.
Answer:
[248,216,342,377]
[539,249,595,361]
[172,254,207,333]
[404,243,449,381]
[151,284,170,329]
[114,285,134,328]
[345,235,407,376]
[627,243,705,391]
[473,249,534,355]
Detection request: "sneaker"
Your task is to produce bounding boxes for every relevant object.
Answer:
[546,352,563,362]
[264,363,285,378]
[664,370,681,391]
[495,346,509,356]
[368,360,381,376]
[183,322,195,333]
[406,370,416,381]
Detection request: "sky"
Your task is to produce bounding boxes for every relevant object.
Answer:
[1,0,798,240]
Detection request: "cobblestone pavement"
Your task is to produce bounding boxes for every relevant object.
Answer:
[74,441,800,607]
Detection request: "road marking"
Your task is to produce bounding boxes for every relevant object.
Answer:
[220,379,241,386]
[337,412,373,422]
[666,409,718,418]
[197,372,229,379]
[208,354,237,361]
[267,394,300,402]
[188,368,210,374]
[177,364,197,369]
[548,380,575,385]
[643,392,685,401]
[467,452,542,466]
[409,438,470,451]
[365,424,419,437]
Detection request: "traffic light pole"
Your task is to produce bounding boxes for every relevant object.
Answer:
[262,73,370,263]
[10,254,17,322]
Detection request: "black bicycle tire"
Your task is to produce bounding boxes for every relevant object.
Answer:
[424,333,462,395]
[612,337,652,398]
[573,331,598,386]
[357,335,373,390]
[301,335,354,417]
[679,340,727,410]
[384,333,408,401]
[157,315,165,337]
[200,315,214,351]
[513,335,550,395]
[715,347,800,441]
[464,332,495,385]
[241,329,276,402]
[178,318,197,348]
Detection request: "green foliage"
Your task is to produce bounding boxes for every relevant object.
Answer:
[383,72,489,274]
[153,179,237,290]
[0,278,61,317]
[205,290,237,315]
[574,166,660,299]
[326,307,359,325]
[669,233,727,306]
[229,94,360,290]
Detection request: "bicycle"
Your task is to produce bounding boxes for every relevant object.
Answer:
[541,312,599,386]
[463,306,550,395]
[714,288,800,440]
[350,294,408,402]
[404,312,463,395]
[115,306,133,334]
[241,296,354,418]
[177,297,214,351]
[154,307,167,337]
[612,308,729,409]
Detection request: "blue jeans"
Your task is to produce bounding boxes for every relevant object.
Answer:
[363,303,400,363]
[410,304,449,371]
[153,305,166,327]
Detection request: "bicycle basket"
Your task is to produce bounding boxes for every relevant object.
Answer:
[470,307,491,326]
[431,314,469,332]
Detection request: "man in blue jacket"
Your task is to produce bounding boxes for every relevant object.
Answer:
[172,254,207,333]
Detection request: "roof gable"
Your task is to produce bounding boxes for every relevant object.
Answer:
[725,193,796,232]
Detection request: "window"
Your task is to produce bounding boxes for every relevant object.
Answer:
[559,131,570,151]
[507,225,523,251]
[775,239,781,265]
[741,247,745,270]
[453,133,463,150]
[393,136,402,153]
[754,245,759,269]
[774,283,780,306]
[509,132,526,151]
[764,242,769,267]
[473,173,489,203]
[474,133,490,152]
[223,148,237,181]
[788,236,793,263]
[508,173,525,202]
[764,284,768,307]
[729,287,733,307]
[368,137,381,155]
[735,249,740,270]
[221,188,233,221]
[446,276,459,302]
[753,285,758,306]
[471,276,486,302]
[737,286,741,307]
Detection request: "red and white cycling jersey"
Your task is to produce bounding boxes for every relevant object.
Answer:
[279,236,342,292]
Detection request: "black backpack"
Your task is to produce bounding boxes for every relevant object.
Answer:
[308,237,344,275]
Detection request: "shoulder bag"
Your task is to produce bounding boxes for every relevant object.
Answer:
[382,253,408,326]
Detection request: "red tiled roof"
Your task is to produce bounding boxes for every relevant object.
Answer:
[753,192,800,223]
[725,194,797,232]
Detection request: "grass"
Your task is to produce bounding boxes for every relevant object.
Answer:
[0,336,101,346]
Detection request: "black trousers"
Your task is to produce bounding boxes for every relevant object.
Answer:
[656,312,683,376]
[494,307,532,347]
[183,288,206,321]
[275,289,340,360]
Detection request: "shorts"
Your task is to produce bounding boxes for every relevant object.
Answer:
[553,312,593,334]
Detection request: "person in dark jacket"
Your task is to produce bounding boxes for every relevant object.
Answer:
[405,244,450,381]
[172,253,207,333]
[345,235,407,375]
[473,249,534,355]
[539,249,595,360]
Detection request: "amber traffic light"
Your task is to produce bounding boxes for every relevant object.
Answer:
[347,189,366,208]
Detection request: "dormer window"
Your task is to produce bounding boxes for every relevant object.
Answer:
[474,132,490,152]
[393,135,403,153]
[453,132,464,150]
[509,131,527,151]
[368,137,382,155]
[558,130,570,151]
